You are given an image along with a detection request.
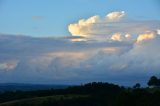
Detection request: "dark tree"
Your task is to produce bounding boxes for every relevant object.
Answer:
[133,83,141,89]
[147,76,160,87]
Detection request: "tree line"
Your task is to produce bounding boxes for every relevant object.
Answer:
[0,76,160,106]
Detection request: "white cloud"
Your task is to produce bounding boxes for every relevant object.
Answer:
[68,11,160,42]
[71,38,86,42]
[111,33,123,41]
[157,29,160,35]
[137,31,156,43]
[125,34,132,39]
[0,61,18,71]
[68,11,126,38]
[110,33,132,42]
[68,15,100,37]
[106,11,125,21]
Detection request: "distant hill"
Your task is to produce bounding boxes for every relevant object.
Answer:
[0,83,69,92]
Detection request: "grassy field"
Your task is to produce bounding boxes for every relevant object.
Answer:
[0,95,89,106]
[0,82,160,106]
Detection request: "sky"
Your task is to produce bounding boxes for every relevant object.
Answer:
[0,0,160,37]
[0,0,160,86]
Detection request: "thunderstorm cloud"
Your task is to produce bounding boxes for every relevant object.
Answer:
[0,11,160,85]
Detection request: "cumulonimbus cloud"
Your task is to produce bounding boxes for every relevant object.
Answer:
[0,33,160,85]
[68,11,160,42]
[68,11,126,38]
[0,11,160,85]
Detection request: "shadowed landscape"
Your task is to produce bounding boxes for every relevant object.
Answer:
[0,76,160,106]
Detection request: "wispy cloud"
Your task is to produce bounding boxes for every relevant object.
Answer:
[32,16,45,20]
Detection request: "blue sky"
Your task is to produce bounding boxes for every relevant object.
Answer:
[0,0,159,37]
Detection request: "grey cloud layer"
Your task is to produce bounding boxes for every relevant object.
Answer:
[0,33,160,85]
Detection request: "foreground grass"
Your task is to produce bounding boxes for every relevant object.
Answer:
[0,95,89,106]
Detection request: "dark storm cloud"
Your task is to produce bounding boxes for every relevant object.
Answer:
[0,33,160,86]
